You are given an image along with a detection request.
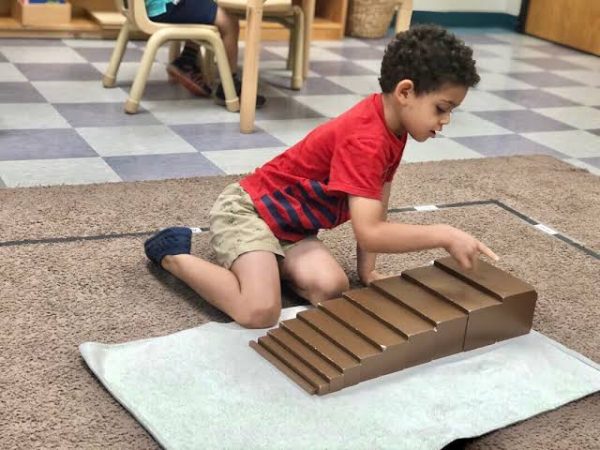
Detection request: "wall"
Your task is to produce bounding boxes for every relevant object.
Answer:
[414,0,522,15]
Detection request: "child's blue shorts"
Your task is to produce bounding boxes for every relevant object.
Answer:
[151,0,218,25]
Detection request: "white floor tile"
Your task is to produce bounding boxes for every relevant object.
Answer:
[474,73,534,91]
[0,103,70,129]
[141,99,241,125]
[522,130,600,158]
[402,137,484,163]
[202,147,286,174]
[0,46,86,64]
[0,158,121,187]
[542,86,600,106]
[326,75,381,95]
[255,118,329,146]
[438,111,513,138]
[0,63,27,82]
[293,94,364,118]
[312,39,371,48]
[32,81,128,103]
[533,107,600,130]
[486,33,548,46]
[77,125,198,156]
[459,90,525,112]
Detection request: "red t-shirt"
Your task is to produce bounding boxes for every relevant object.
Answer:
[240,93,407,242]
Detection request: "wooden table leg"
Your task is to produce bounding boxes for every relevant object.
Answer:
[240,0,263,134]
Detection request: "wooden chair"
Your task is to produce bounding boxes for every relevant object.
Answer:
[102,0,239,114]
[395,0,413,33]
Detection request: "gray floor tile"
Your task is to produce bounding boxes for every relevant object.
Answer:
[0,51,7,62]
[0,176,5,187]
[171,122,285,151]
[516,57,588,71]
[580,157,600,169]
[74,47,145,63]
[452,134,566,159]
[54,103,160,127]
[0,129,97,160]
[273,77,354,96]
[140,81,198,101]
[473,110,575,133]
[309,61,377,76]
[491,89,579,108]
[16,63,103,81]
[506,72,585,88]
[325,46,385,60]
[0,82,45,103]
[105,153,224,181]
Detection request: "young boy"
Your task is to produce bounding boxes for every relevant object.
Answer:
[145,0,266,107]
[144,24,498,329]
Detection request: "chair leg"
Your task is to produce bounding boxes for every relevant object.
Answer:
[206,36,239,113]
[167,41,181,84]
[290,8,304,90]
[125,33,164,114]
[395,0,413,33]
[286,21,294,71]
[103,23,130,88]
[240,1,263,133]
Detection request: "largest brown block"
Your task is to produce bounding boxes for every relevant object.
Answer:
[250,257,537,395]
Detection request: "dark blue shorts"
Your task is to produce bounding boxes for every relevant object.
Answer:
[151,0,218,25]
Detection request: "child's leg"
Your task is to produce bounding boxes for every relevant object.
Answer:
[279,237,350,306]
[162,250,281,328]
[213,7,240,75]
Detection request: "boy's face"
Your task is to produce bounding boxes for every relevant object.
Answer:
[396,82,468,142]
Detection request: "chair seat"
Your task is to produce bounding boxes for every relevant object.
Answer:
[217,0,293,14]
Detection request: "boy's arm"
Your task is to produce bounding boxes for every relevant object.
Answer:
[356,182,392,285]
[348,194,498,271]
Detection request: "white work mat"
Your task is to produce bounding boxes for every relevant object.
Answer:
[80,306,600,450]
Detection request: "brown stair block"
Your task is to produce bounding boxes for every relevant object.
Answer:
[280,318,362,387]
[434,257,537,340]
[371,276,468,359]
[250,257,537,395]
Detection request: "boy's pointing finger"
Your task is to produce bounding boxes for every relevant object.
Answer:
[478,241,499,261]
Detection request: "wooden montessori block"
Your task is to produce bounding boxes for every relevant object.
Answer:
[250,257,537,395]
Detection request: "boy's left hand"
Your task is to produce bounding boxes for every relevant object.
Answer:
[360,270,390,286]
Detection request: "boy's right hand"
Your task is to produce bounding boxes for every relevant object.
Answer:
[440,225,499,270]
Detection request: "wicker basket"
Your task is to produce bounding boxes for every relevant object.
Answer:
[346,0,397,39]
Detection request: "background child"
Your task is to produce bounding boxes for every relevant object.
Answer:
[144,24,498,329]
[145,0,266,107]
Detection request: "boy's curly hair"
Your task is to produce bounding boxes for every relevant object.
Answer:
[379,24,480,95]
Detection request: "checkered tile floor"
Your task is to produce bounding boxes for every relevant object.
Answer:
[0,28,599,187]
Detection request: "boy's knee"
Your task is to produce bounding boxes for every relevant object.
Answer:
[306,273,350,304]
[235,301,281,329]
[215,7,239,32]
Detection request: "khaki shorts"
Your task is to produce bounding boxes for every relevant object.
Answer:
[209,182,314,269]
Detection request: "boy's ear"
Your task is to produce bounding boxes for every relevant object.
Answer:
[393,79,414,104]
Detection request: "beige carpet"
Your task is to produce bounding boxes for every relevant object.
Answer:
[1,155,598,449]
